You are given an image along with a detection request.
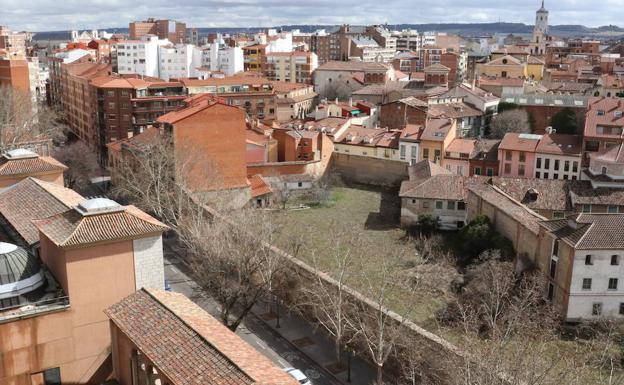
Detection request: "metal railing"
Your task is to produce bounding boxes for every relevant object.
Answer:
[0,295,70,323]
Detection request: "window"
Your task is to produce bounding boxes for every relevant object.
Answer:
[486,168,494,176]
[611,255,620,266]
[620,303,624,315]
[544,172,549,179]
[553,211,565,219]
[554,159,560,170]
[608,205,619,213]
[582,278,592,290]
[592,303,602,316]
[585,255,593,265]
[572,161,578,172]
[550,258,557,279]
[519,151,526,163]
[504,163,511,174]
[518,164,525,176]
[423,148,429,159]
[553,239,559,256]
[535,171,541,178]
[43,367,61,385]
[505,150,512,161]
[609,278,618,290]
[435,201,443,209]
[474,167,481,175]
[457,165,463,176]
[553,173,559,180]
[411,146,417,159]
[108,102,115,109]
[107,90,114,97]
[400,145,406,160]
[544,158,550,169]
[457,202,466,211]
[582,204,592,213]
[422,201,429,208]
[447,201,456,210]
[297,182,303,188]
[536,157,542,168]
[564,160,570,172]
[434,149,441,161]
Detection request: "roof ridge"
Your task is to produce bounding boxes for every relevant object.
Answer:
[142,288,256,382]
[573,221,593,248]
[30,178,81,208]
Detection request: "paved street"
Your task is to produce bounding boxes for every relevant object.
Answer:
[164,252,378,385]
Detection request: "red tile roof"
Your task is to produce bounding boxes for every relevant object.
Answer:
[105,289,299,385]
[249,175,272,198]
[33,204,168,248]
[419,118,454,142]
[0,154,67,177]
[498,133,541,152]
[541,214,624,249]
[584,97,624,139]
[534,134,582,156]
[0,178,83,246]
[157,94,230,124]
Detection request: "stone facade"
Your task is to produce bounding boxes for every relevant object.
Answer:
[133,236,165,290]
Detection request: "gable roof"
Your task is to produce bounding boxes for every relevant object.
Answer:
[33,205,168,248]
[540,214,624,249]
[0,178,83,246]
[106,289,298,385]
[249,175,272,198]
[157,94,232,124]
[0,153,67,177]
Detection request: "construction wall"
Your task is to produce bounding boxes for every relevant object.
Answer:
[331,153,408,187]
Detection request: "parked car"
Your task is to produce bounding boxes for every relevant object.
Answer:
[283,368,312,385]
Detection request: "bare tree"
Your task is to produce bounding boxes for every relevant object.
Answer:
[356,252,416,384]
[0,86,66,151]
[271,181,292,210]
[53,141,100,192]
[182,209,285,331]
[489,109,531,139]
[298,229,359,364]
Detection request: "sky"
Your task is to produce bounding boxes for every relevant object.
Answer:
[2,0,622,32]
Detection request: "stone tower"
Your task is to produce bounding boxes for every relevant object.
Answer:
[535,0,549,35]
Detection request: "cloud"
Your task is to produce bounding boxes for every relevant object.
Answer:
[0,0,620,32]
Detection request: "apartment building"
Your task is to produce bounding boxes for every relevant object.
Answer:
[332,125,401,160]
[342,36,395,63]
[392,29,421,52]
[538,214,624,321]
[582,97,624,167]
[265,51,318,84]
[199,42,244,76]
[0,26,30,57]
[272,81,316,122]
[534,134,582,180]
[498,133,540,178]
[129,18,187,43]
[242,43,267,73]
[180,74,277,122]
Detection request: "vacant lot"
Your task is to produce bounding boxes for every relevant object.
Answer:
[271,185,449,324]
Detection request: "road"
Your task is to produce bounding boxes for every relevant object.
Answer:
[164,254,344,385]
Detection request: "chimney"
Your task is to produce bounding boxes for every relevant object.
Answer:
[349,97,353,106]
[335,97,339,104]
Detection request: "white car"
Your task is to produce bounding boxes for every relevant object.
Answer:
[283,367,312,385]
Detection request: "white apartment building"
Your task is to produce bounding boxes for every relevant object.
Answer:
[350,37,395,63]
[398,125,421,165]
[265,51,318,84]
[115,35,168,78]
[540,214,624,321]
[199,42,243,76]
[392,29,421,52]
[534,134,582,180]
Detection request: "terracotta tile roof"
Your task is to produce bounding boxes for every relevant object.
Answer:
[468,182,545,234]
[33,204,168,248]
[491,177,569,212]
[419,118,454,142]
[0,153,67,177]
[424,63,450,73]
[540,214,624,249]
[471,138,501,161]
[106,289,299,385]
[400,174,482,201]
[584,97,624,139]
[335,125,400,148]
[0,178,83,246]
[249,175,272,198]
[399,124,423,142]
[592,143,624,164]
[407,159,450,181]
[534,134,582,156]
[178,74,272,88]
[157,95,230,124]
[427,102,482,119]
[478,76,525,87]
[446,138,477,155]
[270,81,311,93]
[498,133,542,152]
[396,96,428,108]
[568,181,624,207]
[316,61,390,72]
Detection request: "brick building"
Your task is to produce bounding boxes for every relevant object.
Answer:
[0,57,29,92]
[129,18,187,43]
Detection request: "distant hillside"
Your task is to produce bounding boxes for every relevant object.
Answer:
[32,22,624,41]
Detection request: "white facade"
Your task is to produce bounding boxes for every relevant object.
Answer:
[132,235,165,290]
[115,36,168,78]
[566,249,624,320]
[199,42,243,77]
[159,43,195,80]
[534,153,581,180]
[399,141,420,164]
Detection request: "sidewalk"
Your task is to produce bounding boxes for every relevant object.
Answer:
[251,299,377,385]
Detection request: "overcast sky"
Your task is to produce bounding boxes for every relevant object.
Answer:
[2,0,622,32]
